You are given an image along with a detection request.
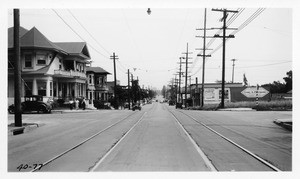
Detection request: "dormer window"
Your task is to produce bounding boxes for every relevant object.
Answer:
[37,54,46,65]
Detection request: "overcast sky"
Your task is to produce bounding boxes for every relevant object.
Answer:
[4,2,294,90]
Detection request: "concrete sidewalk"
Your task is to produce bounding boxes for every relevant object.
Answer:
[8,108,98,135]
[51,108,96,114]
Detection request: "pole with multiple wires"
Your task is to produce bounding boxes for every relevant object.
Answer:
[111,53,119,109]
[211,8,238,108]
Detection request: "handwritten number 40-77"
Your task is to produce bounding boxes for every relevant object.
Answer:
[17,164,43,171]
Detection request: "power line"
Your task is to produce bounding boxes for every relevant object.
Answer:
[52,9,110,59]
[194,60,291,70]
[190,8,244,74]
[67,9,111,55]
[237,60,291,69]
[208,8,265,56]
[122,9,144,65]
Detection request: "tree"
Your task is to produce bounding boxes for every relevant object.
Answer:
[161,85,167,98]
[283,70,292,92]
[262,70,292,94]
[243,73,248,86]
[131,80,141,103]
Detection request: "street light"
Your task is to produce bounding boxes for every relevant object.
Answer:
[147,8,151,15]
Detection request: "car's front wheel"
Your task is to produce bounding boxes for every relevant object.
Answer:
[38,106,47,113]
[8,107,15,114]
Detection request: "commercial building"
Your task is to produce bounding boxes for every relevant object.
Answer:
[181,83,270,106]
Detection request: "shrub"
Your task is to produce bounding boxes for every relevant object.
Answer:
[56,99,65,107]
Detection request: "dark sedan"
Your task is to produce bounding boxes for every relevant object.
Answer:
[8,95,52,114]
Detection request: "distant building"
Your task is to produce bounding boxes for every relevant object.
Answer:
[8,26,90,104]
[86,66,111,102]
[180,83,271,105]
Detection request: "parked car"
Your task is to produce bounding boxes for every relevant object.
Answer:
[8,95,52,114]
[169,100,175,106]
[132,103,141,111]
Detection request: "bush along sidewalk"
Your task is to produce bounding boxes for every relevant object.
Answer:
[184,100,292,111]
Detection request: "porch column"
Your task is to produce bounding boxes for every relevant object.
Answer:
[32,78,37,95]
[83,84,86,98]
[66,83,70,98]
[46,78,50,97]
[74,83,78,98]
[55,81,59,97]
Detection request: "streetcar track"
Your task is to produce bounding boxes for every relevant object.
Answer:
[170,109,281,171]
[30,111,142,172]
[164,104,217,171]
[183,110,292,155]
[88,103,159,171]
[89,111,147,171]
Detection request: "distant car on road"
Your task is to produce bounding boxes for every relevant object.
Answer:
[8,95,52,114]
[169,100,175,106]
[175,102,183,109]
[132,103,141,111]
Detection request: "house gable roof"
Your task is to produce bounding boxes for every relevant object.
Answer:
[8,26,29,48]
[8,26,67,54]
[86,66,111,74]
[55,42,91,59]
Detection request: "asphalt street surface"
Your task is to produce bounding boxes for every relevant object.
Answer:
[7,101,292,172]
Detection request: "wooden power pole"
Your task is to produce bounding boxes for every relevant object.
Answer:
[14,9,22,127]
[212,8,238,108]
[110,52,119,109]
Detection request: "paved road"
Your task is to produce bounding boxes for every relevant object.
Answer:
[7,102,292,172]
[92,103,211,171]
[171,108,292,171]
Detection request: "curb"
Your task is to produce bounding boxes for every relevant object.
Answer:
[51,109,96,114]
[273,119,292,131]
[217,108,254,111]
[8,123,41,136]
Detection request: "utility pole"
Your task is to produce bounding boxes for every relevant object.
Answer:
[231,59,237,83]
[177,57,184,105]
[174,74,178,103]
[127,69,131,110]
[196,8,212,107]
[14,9,22,127]
[182,43,193,108]
[195,77,199,106]
[110,52,119,109]
[212,8,238,108]
[189,76,192,107]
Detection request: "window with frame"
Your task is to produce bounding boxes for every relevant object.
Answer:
[24,54,32,68]
[99,77,103,86]
[89,74,92,84]
[8,55,14,69]
[53,82,57,97]
[36,54,46,65]
[50,82,53,96]
[59,59,62,69]
[37,81,47,96]
[96,77,99,85]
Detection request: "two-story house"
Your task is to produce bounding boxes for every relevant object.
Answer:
[8,26,90,104]
[86,67,111,103]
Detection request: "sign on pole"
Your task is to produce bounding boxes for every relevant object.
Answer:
[241,86,269,98]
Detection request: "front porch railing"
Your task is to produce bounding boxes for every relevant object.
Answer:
[54,70,86,78]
